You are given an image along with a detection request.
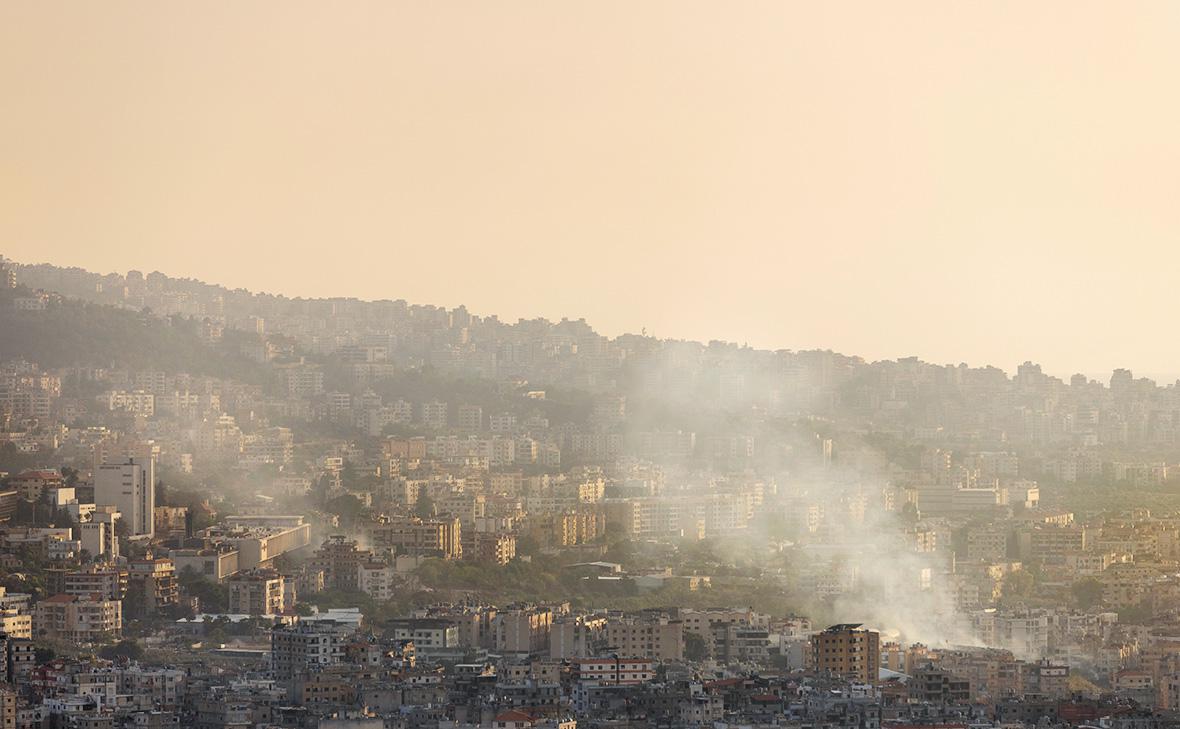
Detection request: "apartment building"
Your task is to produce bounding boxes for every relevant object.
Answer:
[94,458,155,537]
[357,561,398,601]
[271,620,353,680]
[571,657,654,685]
[33,593,122,642]
[127,558,179,616]
[809,624,881,684]
[51,565,127,601]
[461,531,517,565]
[367,516,462,560]
[227,569,288,616]
[603,615,684,661]
[495,606,557,655]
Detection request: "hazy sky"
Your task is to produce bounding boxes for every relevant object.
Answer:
[3,2,1179,378]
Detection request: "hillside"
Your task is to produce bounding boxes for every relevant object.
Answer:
[0,286,270,383]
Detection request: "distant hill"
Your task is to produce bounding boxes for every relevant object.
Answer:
[0,285,270,383]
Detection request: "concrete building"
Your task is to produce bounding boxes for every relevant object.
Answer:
[311,536,371,591]
[127,558,179,617]
[169,548,240,583]
[80,508,121,559]
[387,619,460,651]
[33,593,122,642]
[357,562,397,601]
[456,404,483,431]
[0,610,32,640]
[495,606,556,655]
[367,516,462,560]
[810,623,881,684]
[603,615,684,662]
[419,400,447,429]
[461,531,517,565]
[570,657,654,685]
[271,620,353,680]
[9,469,63,502]
[56,565,127,601]
[94,458,155,537]
[227,569,288,616]
[224,522,311,569]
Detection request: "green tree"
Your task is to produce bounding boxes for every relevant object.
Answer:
[1119,602,1154,624]
[515,534,541,557]
[1072,577,1104,610]
[1000,569,1035,604]
[99,639,144,661]
[326,494,366,523]
[684,632,709,661]
[414,493,435,518]
[178,566,228,612]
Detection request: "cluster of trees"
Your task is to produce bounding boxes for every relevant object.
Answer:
[0,285,269,384]
[177,566,228,613]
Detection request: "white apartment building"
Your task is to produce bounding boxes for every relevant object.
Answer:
[94,458,155,537]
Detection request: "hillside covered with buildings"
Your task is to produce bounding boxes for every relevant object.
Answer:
[4,255,1180,728]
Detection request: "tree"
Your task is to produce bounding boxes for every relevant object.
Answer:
[178,566,228,612]
[603,537,633,566]
[207,626,229,646]
[1000,569,1035,604]
[515,534,541,557]
[684,632,709,661]
[61,466,80,487]
[326,494,365,523]
[415,493,435,519]
[1072,577,1104,610]
[99,639,144,661]
[1119,602,1154,625]
[340,462,358,490]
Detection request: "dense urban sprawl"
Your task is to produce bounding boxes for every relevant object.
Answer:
[3,255,1180,728]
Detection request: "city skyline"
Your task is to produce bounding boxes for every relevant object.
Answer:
[5,5,1180,727]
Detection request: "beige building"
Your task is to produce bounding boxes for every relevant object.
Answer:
[80,511,121,560]
[603,615,683,661]
[461,531,516,565]
[128,558,179,616]
[34,593,122,642]
[966,527,1008,562]
[367,516,462,560]
[809,624,880,684]
[357,562,397,601]
[227,569,288,615]
[0,686,16,729]
[170,547,240,582]
[495,606,557,655]
[0,610,32,639]
[55,565,127,601]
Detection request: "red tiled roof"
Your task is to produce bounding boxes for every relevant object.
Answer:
[493,709,534,723]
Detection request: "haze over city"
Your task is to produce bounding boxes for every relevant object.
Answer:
[4,2,1180,376]
[5,4,1180,729]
